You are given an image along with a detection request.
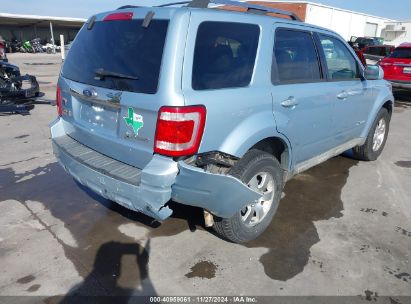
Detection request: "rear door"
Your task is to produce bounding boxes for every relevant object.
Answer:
[271,26,336,164]
[180,12,271,156]
[316,34,374,143]
[59,10,176,169]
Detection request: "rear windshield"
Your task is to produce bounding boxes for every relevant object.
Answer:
[62,19,169,94]
[365,46,392,57]
[389,48,411,59]
[192,22,260,90]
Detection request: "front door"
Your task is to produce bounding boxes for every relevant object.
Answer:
[316,34,374,143]
[271,26,336,164]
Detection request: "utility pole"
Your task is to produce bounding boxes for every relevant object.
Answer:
[49,21,56,54]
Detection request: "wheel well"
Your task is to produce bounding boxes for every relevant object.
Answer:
[251,137,289,170]
[383,100,393,116]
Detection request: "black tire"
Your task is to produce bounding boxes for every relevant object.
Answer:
[213,149,284,243]
[353,107,391,161]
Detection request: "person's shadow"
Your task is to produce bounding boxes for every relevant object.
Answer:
[57,240,155,304]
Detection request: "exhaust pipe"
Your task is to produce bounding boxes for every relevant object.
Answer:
[204,210,214,227]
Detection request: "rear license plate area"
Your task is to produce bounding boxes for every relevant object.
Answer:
[79,102,119,132]
[403,67,411,74]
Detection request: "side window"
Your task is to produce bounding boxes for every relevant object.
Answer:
[192,22,259,90]
[272,29,321,84]
[319,35,360,80]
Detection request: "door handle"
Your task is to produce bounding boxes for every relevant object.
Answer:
[337,91,349,100]
[281,96,298,108]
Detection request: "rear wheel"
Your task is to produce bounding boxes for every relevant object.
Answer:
[353,108,390,161]
[213,149,284,243]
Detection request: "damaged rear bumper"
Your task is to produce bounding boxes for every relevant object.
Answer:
[51,118,261,221]
[172,162,261,218]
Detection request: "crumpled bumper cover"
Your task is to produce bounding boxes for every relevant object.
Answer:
[172,161,261,218]
[51,118,261,220]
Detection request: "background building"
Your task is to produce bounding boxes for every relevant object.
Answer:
[0,13,85,44]
[382,21,411,46]
[240,1,396,41]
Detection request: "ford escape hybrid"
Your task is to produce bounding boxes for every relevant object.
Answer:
[51,0,394,243]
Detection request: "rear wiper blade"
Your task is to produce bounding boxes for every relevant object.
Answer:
[94,68,138,80]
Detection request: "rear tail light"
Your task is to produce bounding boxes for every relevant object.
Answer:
[104,12,133,21]
[154,105,206,157]
[56,86,62,117]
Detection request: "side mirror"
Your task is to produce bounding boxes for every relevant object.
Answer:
[364,65,384,80]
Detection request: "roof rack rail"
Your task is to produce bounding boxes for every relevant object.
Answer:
[157,1,192,7]
[188,0,301,21]
[117,5,141,10]
[117,1,301,21]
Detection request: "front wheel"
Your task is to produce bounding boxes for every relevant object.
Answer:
[353,107,391,161]
[213,150,284,243]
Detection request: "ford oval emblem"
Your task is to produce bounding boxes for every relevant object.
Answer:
[83,88,97,98]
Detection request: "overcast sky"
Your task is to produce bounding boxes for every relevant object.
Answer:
[1,0,410,20]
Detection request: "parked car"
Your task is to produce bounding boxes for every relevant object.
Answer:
[380,43,411,90]
[362,45,395,64]
[50,0,394,243]
[0,60,40,99]
[348,36,383,50]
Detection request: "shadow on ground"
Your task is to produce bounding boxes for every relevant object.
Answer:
[0,162,203,299]
[0,152,357,297]
[245,155,357,280]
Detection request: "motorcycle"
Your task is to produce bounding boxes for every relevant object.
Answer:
[31,38,44,53]
[42,43,56,54]
[21,40,34,53]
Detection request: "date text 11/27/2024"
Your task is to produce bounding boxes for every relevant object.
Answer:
[149,296,257,303]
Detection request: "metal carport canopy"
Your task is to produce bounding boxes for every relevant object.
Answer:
[0,13,86,28]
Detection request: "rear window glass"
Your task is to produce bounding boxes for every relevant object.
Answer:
[389,48,411,59]
[365,46,393,57]
[62,19,169,94]
[192,22,259,90]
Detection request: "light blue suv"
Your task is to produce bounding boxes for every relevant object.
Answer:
[50,0,394,242]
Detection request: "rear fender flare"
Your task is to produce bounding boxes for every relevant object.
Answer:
[217,111,293,170]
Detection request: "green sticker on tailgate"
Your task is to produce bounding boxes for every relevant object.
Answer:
[124,107,144,135]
